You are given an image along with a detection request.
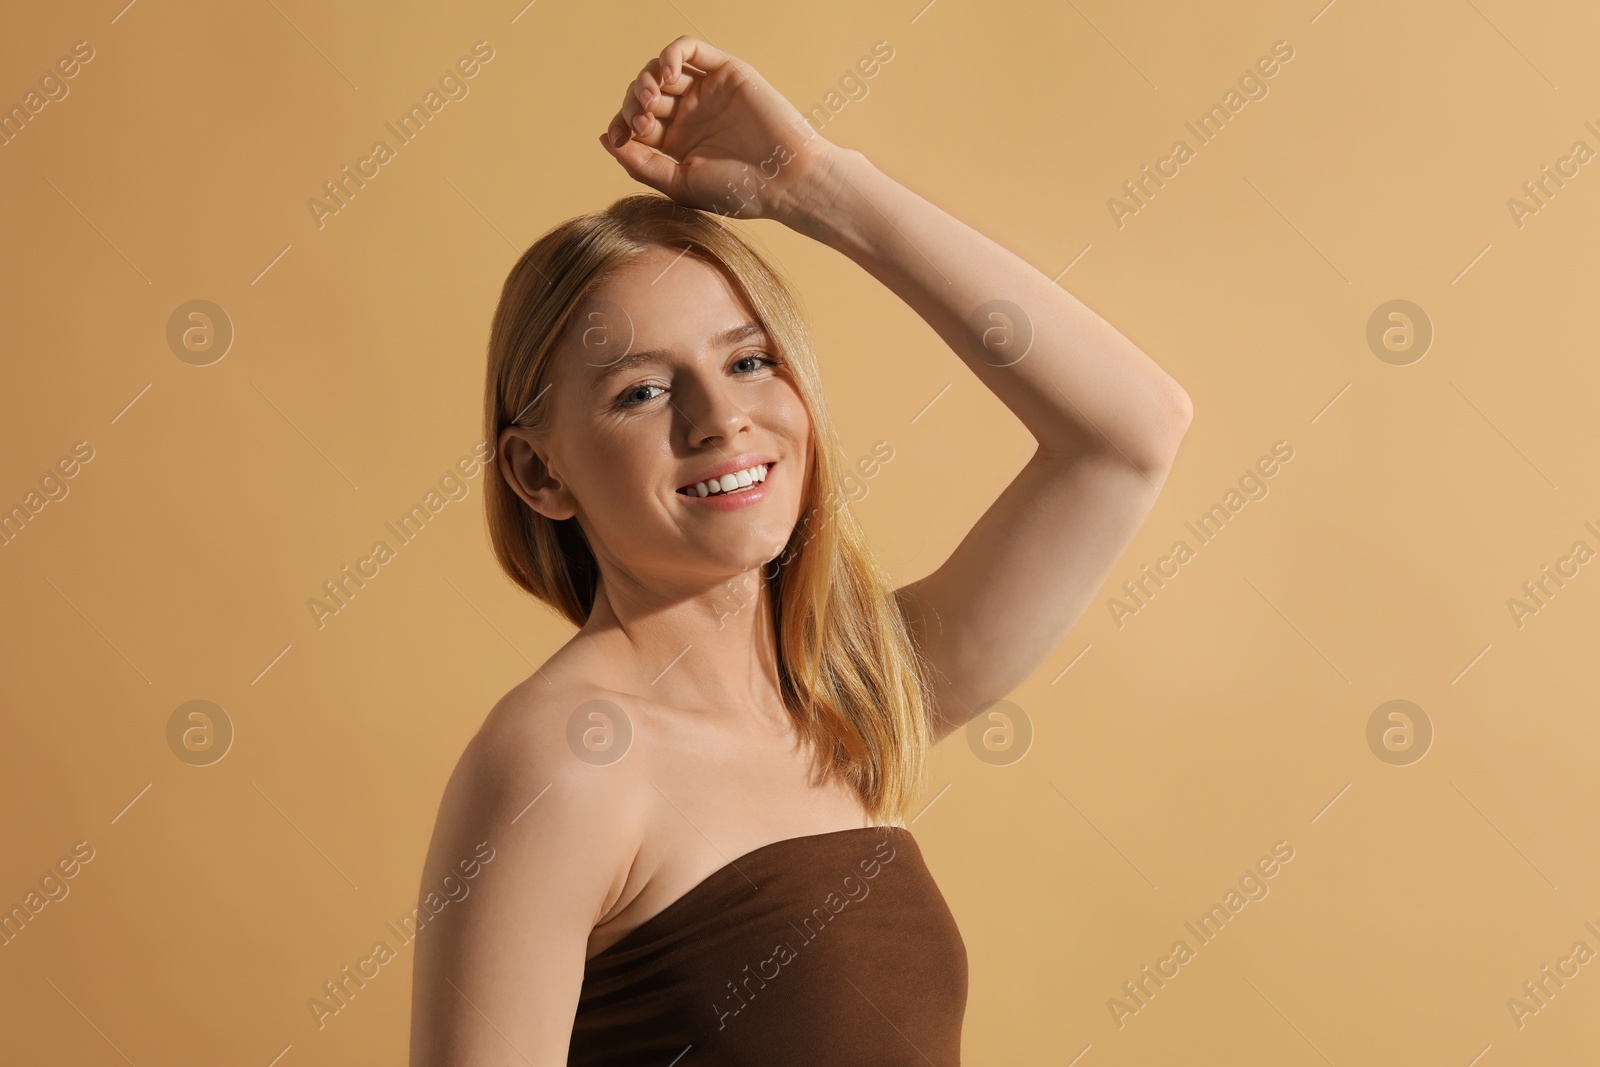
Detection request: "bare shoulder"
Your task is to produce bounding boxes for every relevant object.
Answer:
[478,673,646,799]
[408,672,649,1064]
[442,671,651,891]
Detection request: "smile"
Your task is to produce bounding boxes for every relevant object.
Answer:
[676,461,776,509]
[677,462,772,497]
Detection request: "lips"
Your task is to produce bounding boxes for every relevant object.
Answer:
[676,456,778,495]
[676,461,776,507]
[677,461,774,497]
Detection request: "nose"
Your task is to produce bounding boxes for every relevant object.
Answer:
[679,369,753,450]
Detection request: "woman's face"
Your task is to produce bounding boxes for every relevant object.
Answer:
[506,245,813,588]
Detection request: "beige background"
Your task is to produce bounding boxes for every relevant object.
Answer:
[3,0,1598,1062]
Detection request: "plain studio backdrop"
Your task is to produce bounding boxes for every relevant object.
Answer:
[2,0,1599,1063]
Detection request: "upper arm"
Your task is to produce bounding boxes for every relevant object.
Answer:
[896,429,1188,745]
[409,690,642,1066]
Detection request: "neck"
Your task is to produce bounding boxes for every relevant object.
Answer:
[577,564,787,722]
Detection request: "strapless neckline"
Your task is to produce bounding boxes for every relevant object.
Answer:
[587,824,909,964]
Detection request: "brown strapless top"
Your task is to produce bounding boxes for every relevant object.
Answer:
[568,824,967,1065]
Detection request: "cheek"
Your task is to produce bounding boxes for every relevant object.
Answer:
[769,383,812,448]
[591,455,651,507]
[565,436,643,509]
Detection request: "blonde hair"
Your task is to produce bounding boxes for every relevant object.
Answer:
[481,193,933,824]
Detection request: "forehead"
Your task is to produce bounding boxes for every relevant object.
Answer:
[592,246,752,332]
[559,248,763,376]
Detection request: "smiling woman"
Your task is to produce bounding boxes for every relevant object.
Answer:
[409,33,1189,1067]
[476,195,924,813]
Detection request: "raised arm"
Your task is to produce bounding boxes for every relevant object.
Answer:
[795,148,1192,741]
[602,36,1192,742]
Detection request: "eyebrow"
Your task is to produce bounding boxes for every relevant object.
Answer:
[587,321,769,392]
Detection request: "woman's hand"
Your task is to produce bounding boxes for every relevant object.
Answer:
[600,36,845,228]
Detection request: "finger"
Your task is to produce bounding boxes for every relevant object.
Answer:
[634,63,664,109]
[611,88,668,147]
[632,66,657,112]
[658,35,735,86]
[612,89,659,147]
[598,133,681,200]
[633,63,681,121]
[650,55,696,97]
[617,81,643,127]
[605,111,631,149]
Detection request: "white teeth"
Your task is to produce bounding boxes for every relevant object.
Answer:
[684,463,768,497]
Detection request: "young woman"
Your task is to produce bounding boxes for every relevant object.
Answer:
[410,35,1191,1066]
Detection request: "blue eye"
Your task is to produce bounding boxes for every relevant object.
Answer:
[614,353,778,410]
[616,383,664,409]
[733,353,779,373]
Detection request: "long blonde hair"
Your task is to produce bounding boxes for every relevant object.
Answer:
[481,193,933,824]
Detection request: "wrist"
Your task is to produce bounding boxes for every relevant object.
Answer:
[776,139,868,245]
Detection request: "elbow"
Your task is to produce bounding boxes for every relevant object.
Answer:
[1166,385,1194,446]
[1140,385,1193,474]
[1038,384,1193,474]
[1168,385,1195,432]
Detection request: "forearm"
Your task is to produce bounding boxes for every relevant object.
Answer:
[787,146,1191,471]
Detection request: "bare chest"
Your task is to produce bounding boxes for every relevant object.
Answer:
[584,708,873,960]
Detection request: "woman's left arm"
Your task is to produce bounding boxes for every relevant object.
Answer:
[789,147,1194,743]
[602,36,1192,743]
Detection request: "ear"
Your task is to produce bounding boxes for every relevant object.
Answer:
[497,426,577,521]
